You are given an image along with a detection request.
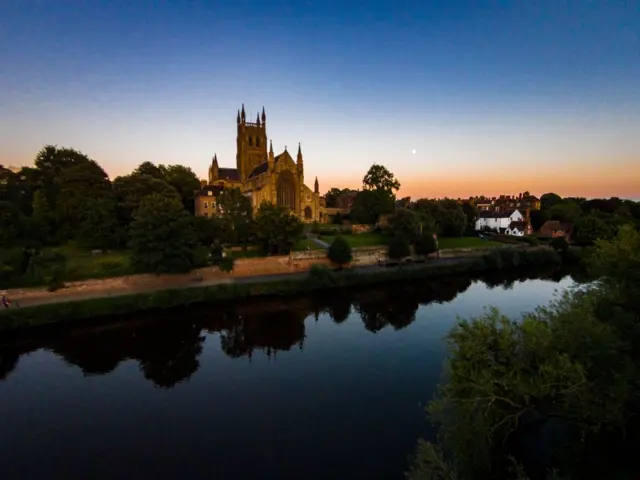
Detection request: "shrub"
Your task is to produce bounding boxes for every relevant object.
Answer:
[218,256,235,274]
[327,236,352,268]
[306,264,339,288]
[414,234,437,257]
[550,236,569,253]
[388,235,411,261]
[99,260,125,273]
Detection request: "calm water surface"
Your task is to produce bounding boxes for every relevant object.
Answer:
[0,269,579,479]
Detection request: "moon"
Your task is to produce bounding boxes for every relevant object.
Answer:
[411,149,417,155]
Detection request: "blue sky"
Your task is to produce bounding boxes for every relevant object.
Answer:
[1,0,639,198]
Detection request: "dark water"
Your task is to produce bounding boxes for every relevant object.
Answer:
[0,268,580,479]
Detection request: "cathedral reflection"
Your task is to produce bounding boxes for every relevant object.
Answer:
[0,266,575,387]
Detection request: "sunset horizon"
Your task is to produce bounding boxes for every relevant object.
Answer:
[2,1,639,200]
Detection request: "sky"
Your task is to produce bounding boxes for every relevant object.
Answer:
[1,0,639,200]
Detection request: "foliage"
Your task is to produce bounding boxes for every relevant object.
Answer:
[573,215,613,246]
[387,235,411,260]
[362,164,401,195]
[540,192,563,210]
[529,208,548,231]
[133,161,165,180]
[351,189,395,224]
[387,208,422,241]
[324,187,352,208]
[217,187,254,245]
[414,233,438,256]
[254,202,304,255]
[412,199,466,237]
[113,173,181,227]
[550,236,569,253]
[218,256,235,274]
[327,236,352,267]
[77,197,125,249]
[409,226,640,479]
[161,164,201,213]
[128,194,200,273]
[306,264,339,288]
[193,215,224,247]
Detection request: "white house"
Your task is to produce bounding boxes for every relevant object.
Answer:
[475,210,523,232]
[505,220,532,237]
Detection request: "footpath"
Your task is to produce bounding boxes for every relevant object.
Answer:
[0,258,463,311]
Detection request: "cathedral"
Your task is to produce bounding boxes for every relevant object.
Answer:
[203,104,322,222]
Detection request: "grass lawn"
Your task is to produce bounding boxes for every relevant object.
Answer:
[438,237,502,249]
[46,243,133,280]
[321,232,388,248]
[293,238,324,251]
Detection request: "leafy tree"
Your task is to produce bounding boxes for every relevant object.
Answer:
[351,189,395,224]
[540,192,563,210]
[162,164,201,213]
[133,161,165,180]
[362,164,401,195]
[574,215,613,246]
[387,235,410,261]
[387,208,421,241]
[31,190,54,240]
[218,256,235,275]
[528,208,548,232]
[413,199,466,237]
[460,201,477,234]
[550,236,569,253]
[77,197,125,249]
[113,173,181,227]
[254,202,303,255]
[327,236,352,268]
[193,215,224,248]
[217,187,253,245]
[324,187,347,208]
[128,194,200,273]
[414,233,437,257]
[548,201,582,224]
[55,159,114,239]
[0,201,25,247]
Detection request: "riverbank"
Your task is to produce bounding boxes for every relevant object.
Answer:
[0,247,576,332]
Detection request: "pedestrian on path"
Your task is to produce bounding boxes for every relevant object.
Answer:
[1,295,10,308]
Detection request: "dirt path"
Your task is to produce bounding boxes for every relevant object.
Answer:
[0,259,465,311]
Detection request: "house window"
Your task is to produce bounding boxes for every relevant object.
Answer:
[208,191,213,196]
[204,201,208,208]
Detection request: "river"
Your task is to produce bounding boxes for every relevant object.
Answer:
[0,268,581,479]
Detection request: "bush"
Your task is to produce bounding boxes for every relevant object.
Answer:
[414,234,437,257]
[388,235,411,261]
[306,264,339,288]
[218,256,235,274]
[550,236,569,253]
[327,236,352,267]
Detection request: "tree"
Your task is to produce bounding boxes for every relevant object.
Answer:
[324,188,346,208]
[540,192,562,211]
[77,197,125,249]
[55,160,114,239]
[133,161,165,180]
[387,208,421,241]
[327,236,352,268]
[162,164,201,213]
[217,187,253,245]
[254,202,304,255]
[113,173,181,227]
[413,199,466,237]
[550,236,569,253]
[529,209,548,232]
[549,201,582,224]
[414,233,437,257]
[193,215,224,248]
[128,194,200,273]
[574,215,613,246]
[387,235,410,261]
[362,164,401,195]
[351,189,395,224]
[218,256,235,275]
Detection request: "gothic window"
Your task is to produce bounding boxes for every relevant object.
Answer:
[249,137,253,146]
[276,171,296,211]
[304,206,312,219]
[256,137,261,147]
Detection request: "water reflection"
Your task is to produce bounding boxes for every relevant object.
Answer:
[0,266,583,387]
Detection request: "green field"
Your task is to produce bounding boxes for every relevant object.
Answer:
[320,233,502,250]
[438,237,502,249]
[321,232,388,248]
[293,238,324,251]
[47,243,133,280]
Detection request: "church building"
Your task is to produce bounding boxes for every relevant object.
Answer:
[200,104,322,222]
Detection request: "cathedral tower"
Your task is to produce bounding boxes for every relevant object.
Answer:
[236,104,268,181]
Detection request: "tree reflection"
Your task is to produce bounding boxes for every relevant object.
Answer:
[0,265,578,386]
